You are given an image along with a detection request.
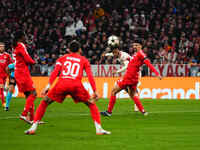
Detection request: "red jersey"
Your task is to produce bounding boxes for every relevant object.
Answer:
[13,42,35,74]
[124,50,159,81]
[49,53,96,92]
[0,52,12,78]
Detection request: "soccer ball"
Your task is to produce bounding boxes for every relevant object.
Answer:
[107,35,120,47]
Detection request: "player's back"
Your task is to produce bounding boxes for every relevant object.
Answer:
[57,53,89,81]
[13,43,29,72]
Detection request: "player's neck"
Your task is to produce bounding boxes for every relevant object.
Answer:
[71,52,81,55]
[18,40,25,44]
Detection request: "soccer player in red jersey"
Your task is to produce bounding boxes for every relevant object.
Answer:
[0,42,12,108]
[25,40,111,135]
[101,39,162,117]
[12,31,36,123]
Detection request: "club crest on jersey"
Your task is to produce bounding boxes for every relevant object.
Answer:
[0,59,6,63]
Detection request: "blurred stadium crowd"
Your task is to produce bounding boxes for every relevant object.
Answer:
[0,0,200,75]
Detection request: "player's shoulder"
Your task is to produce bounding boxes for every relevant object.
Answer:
[80,55,88,61]
[15,42,26,51]
[2,52,11,58]
[138,50,147,57]
[4,52,10,56]
[16,42,24,48]
[120,51,131,57]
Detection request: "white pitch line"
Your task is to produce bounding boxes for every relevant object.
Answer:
[0,110,200,120]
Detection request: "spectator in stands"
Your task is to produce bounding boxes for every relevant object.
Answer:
[189,58,199,76]
[0,0,199,76]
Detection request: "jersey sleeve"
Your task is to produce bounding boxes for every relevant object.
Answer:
[18,43,35,65]
[139,50,147,60]
[105,52,114,57]
[116,60,129,73]
[144,59,159,76]
[49,60,62,84]
[84,59,96,92]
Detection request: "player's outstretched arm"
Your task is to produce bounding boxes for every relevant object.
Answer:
[144,59,161,79]
[85,60,100,104]
[85,60,96,93]
[105,52,114,57]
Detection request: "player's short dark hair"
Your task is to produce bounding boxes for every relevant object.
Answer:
[13,30,25,47]
[14,30,25,41]
[133,38,143,45]
[69,40,80,52]
[0,42,5,45]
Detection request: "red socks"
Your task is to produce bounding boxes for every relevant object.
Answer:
[88,103,101,124]
[0,88,5,105]
[21,94,36,116]
[132,96,145,113]
[107,95,116,113]
[34,100,48,123]
[29,104,34,121]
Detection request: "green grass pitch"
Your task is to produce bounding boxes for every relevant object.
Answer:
[1,98,200,150]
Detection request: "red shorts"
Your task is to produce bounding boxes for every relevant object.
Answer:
[0,77,6,85]
[15,73,35,93]
[117,78,138,91]
[47,79,90,103]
